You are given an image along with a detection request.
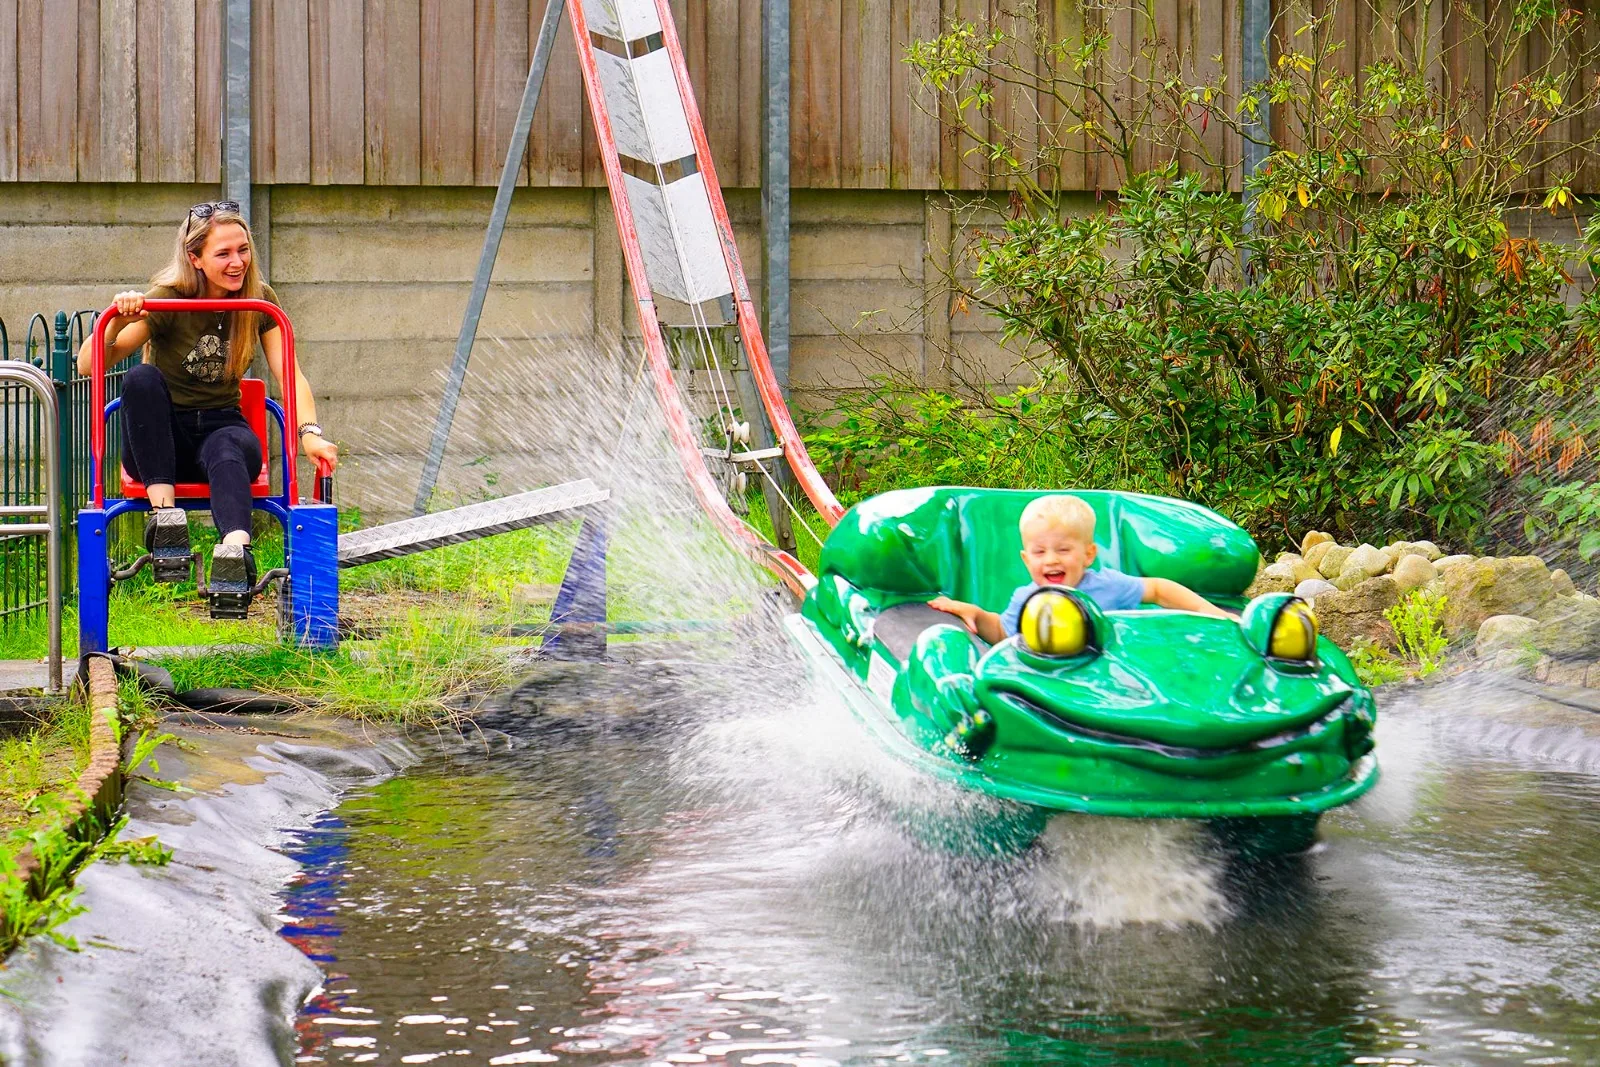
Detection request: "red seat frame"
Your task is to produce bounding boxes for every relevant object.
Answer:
[120,377,273,500]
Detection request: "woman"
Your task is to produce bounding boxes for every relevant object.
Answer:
[77,200,338,589]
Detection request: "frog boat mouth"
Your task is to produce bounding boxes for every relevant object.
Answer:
[983,688,1359,782]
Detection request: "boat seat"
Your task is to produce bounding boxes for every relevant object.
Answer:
[874,602,984,663]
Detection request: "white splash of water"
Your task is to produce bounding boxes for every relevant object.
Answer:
[1028,813,1231,928]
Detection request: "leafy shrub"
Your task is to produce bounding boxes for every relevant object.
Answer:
[811,1,1597,570]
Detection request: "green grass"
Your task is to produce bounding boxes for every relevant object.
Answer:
[0,693,102,959]
[0,701,92,838]
[159,610,518,724]
[744,487,834,576]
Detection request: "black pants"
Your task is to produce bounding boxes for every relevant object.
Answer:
[120,363,261,537]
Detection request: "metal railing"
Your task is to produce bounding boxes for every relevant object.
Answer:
[0,360,63,690]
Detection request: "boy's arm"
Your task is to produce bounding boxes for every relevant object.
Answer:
[929,596,1008,645]
[1142,577,1230,618]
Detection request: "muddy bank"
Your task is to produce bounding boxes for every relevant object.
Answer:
[0,713,417,1067]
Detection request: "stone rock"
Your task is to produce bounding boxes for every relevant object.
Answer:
[1390,553,1439,594]
[1315,575,1401,650]
[1531,598,1600,659]
[1411,540,1443,561]
[1303,540,1336,572]
[1544,658,1590,688]
[1486,648,1533,677]
[1533,655,1554,683]
[1276,551,1304,567]
[1295,578,1338,600]
[1318,544,1354,579]
[1587,661,1600,688]
[1247,561,1300,596]
[1375,544,1402,574]
[1339,544,1385,583]
[1551,568,1577,597]
[1300,530,1334,556]
[1441,556,1558,637]
[1433,554,1473,571]
[1332,571,1367,591]
[1292,560,1323,584]
[1473,614,1538,657]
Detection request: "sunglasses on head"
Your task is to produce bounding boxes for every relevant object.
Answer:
[188,200,242,221]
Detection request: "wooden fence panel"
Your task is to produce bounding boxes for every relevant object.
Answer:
[270,0,312,184]
[195,0,221,182]
[366,0,421,184]
[420,0,472,185]
[538,0,585,187]
[0,0,1594,192]
[0,0,15,181]
[476,0,527,185]
[310,0,365,184]
[18,0,78,181]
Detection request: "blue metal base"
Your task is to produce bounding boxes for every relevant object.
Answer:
[77,507,111,655]
[288,504,339,648]
[76,499,340,654]
[541,513,608,660]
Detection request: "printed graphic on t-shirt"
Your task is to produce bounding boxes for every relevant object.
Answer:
[184,333,227,383]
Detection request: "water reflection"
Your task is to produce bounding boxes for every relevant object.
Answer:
[283,676,1600,1066]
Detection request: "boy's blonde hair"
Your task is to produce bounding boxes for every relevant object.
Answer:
[1019,494,1096,543]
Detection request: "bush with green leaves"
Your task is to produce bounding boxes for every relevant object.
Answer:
[812,0,1600,571]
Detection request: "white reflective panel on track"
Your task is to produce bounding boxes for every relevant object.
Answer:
[623,171,735,306]
[579,0,663,47]
[593,48,695,165]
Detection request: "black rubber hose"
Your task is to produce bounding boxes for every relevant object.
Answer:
[171,688,313,715]
[75,651,311,715]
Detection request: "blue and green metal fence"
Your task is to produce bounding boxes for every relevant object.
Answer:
[1,309,137,627]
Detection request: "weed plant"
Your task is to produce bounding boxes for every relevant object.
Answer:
[1386,589,1451,677]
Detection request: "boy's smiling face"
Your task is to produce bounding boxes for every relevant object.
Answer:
[1020,517,1097,588]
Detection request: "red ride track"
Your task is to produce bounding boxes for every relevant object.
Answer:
[567,0,843,596]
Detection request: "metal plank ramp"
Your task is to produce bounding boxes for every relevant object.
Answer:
[337,479,609,568]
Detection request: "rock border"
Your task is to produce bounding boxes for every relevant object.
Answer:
[13,657,125,889]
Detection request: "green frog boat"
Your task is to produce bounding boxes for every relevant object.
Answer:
[783,487,1379,856]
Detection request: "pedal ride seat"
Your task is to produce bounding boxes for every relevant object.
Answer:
[119,377,273,501]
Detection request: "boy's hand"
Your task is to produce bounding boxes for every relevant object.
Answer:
[929,596,975,627]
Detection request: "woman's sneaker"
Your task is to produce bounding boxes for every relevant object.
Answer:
[145,507,192,583]
[208,543,258,619]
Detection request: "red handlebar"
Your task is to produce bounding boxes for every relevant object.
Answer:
[90,299,299,508]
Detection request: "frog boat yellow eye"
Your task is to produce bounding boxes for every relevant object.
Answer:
[1269,600,1319,662]
[1019,588,1097,658]
[1240,593,1320,666]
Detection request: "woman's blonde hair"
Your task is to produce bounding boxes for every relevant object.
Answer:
[151,207,263,381]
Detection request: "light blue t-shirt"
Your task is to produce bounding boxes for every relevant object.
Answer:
[1000,569,1148,636]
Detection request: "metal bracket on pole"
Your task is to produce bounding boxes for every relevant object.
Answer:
[413,0,567,516]
[222,0,252,224]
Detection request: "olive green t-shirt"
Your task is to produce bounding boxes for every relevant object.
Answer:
[141,284,281,410]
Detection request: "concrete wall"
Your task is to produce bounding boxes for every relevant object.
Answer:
[0,183,1016,523]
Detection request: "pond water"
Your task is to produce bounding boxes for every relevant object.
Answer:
[280,664,1600,1067]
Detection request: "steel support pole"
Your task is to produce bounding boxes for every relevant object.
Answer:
[413,0,566,516]
[761,0,791,399]
[1241,0,1272,263]
[222,0,252,224]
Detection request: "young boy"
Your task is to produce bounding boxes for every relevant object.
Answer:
[929,494,1228,645]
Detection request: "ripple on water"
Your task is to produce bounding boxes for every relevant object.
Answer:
[278,563,1600,1067]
